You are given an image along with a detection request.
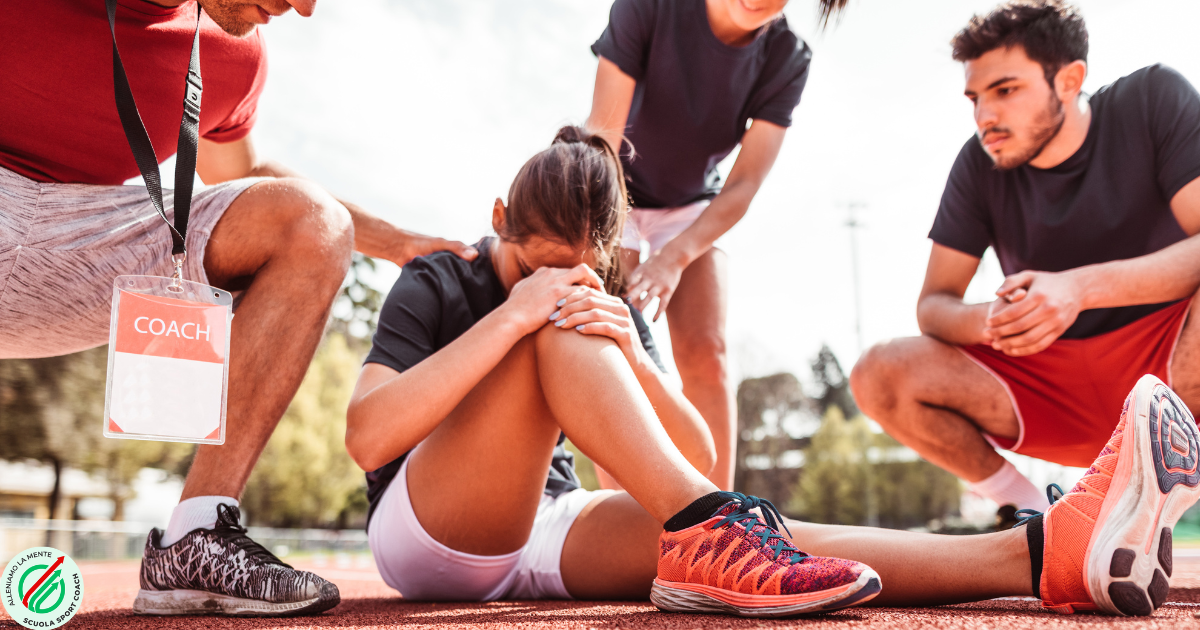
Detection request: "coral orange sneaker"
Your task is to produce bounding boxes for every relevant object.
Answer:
[651,493,881,617]
[1032,374,1200,616]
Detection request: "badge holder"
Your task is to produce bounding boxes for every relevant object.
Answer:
[103,258,233,444]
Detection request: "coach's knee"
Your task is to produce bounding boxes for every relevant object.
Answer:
[271,178,354,285]
[849,340,908,422]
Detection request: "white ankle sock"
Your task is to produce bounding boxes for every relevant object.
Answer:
[162,496,239,546]
[968,460,1050,511]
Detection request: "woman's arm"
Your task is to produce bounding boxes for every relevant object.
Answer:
[585,56,635,156]
[626,120,787,320]
[346,264,605,471]
[550,288,717,473]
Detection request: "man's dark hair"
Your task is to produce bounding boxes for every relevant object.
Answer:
[951,0,1089,88]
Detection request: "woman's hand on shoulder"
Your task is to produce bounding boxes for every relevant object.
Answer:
[549,287,654,372]
[500,264,605,337]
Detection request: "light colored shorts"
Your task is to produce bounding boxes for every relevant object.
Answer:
[368,456,612,601]
[621,200,725,256]
[0,165,262,359]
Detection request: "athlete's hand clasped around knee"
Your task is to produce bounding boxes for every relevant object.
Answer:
[984,269,1083,356]
[501,264,605,336]
[550,288,657,372]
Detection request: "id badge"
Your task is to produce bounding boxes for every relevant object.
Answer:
[103,275,233,444]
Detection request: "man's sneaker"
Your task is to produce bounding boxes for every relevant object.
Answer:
[652,492,881,617]
[1032,374,1200,615]
[133,504,340,616]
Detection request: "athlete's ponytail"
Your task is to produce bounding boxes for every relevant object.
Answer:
[500,125,628,294]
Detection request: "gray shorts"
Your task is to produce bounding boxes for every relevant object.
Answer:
[0,165,263,359]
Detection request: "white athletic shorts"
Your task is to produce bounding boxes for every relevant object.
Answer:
[368,456,613,601]
[620,200,725,256]
[0,165,262,359]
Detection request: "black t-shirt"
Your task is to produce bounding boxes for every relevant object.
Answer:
[591,0,811,209]
[929,65,1200,339]
[363,238,664,527]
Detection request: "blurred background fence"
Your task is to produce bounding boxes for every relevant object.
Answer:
[0,518,370,563]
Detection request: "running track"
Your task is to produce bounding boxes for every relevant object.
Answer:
[6,557,1200,629]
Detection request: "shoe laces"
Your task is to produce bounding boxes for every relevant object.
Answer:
[709,492,808,564]
[213,503,291,568]
[1013,484,1065,528]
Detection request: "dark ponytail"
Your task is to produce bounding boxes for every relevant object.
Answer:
[500,125,628,294]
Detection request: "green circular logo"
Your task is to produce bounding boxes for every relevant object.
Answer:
[3,547,83,629]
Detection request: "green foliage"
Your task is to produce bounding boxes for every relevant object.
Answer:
[790,406,874,525]
[789,406,962,529]
[0,348,108,469]
[0,347,191,519]
[240,333,368,528]
[329,254,385,346]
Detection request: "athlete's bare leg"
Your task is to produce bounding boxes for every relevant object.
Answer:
[559,490,1032,603]
[850,336,1018,482]
[406,324,715,556]
[182,178,353,500]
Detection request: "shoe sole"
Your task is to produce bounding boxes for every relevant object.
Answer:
[132,587,339,617]
[650,568,881,617]
[1084,375,1200,616]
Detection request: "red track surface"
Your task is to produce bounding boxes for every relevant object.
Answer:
[5,558,1200,629]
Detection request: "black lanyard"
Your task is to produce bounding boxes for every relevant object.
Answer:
[105,0,203,260]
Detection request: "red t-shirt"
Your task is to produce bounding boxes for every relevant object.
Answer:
[0,0,267,185]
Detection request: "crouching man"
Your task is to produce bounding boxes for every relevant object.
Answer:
[851,0,1200,513]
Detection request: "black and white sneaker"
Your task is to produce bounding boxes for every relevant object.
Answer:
[133,504,340,616]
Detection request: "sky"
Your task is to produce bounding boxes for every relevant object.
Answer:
[243,0,1200,389]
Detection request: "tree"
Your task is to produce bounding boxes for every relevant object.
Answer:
[0,348,107,522]
[809,344,858,418]
[328,254,385,348]
[240,333,368,528]
[0,347,193,522]
[789,406,874,525]
[734,373,812,504]
[789,405,963,529]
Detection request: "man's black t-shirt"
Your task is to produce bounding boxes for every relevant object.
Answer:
[930,65,1200,339]
[362,238,665,527]
[591,0,811,209]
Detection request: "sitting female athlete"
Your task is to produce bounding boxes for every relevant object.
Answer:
[345,126,880,616]
[345,126,1197,618]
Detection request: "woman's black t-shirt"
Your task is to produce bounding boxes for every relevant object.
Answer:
[591,0,812,209]
[362,238,664,527]
[929,65,1200,339]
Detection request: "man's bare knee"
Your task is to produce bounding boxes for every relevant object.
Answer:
[270,178,353,284]
[851,338,936,423]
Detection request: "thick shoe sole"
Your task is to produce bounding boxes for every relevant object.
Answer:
[650,569,881,618]
[132,585,340,617]
[1085,375,1200,616]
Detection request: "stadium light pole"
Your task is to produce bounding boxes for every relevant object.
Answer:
[843,202,866,357]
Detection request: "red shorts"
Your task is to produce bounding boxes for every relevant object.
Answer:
[959,299,1191,468]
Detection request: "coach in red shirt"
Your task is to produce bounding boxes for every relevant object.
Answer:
[0,0,476,616]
